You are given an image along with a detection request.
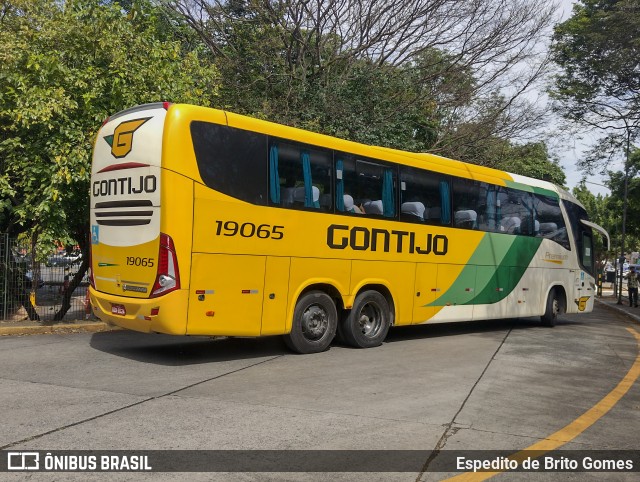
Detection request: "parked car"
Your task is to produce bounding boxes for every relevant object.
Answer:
[46,252,82,267]
[24,271,45,289]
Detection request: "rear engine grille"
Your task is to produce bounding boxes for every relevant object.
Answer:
[94,200,154,226]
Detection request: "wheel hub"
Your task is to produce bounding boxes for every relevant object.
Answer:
[358,304,381,337]
[301,305,328,340]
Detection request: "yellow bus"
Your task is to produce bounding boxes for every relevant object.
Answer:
[89,103,609,353]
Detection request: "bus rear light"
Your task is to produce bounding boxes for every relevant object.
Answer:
[162,102,172,110]
[150,233,180,298]
[145,307,160,321]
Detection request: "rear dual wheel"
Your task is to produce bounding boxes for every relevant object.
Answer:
[342,290,391,348]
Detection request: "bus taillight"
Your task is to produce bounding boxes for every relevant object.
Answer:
[150,233,180,298]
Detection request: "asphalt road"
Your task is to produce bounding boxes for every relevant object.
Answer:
[0,304,638,481]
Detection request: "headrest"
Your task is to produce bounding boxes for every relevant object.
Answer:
[401,201,425,219]
[363,200,383,215]
[539,222,558,233]
[455,210,477,222]
[293,186,320,203]
[343,194,354,210]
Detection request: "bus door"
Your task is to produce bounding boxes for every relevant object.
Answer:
[260,256,290,335]
[187,254,266,336]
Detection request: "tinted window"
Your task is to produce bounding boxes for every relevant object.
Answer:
[191,122,268,205]
[535,194,569,249]
[399,166,450,225]
[582,232,594,271]
[499,188,537,236]
[269,140,332,211]
[338,155,396,218]
[473,183,505,233]
[452,178,483,229]
[564,200,594,272]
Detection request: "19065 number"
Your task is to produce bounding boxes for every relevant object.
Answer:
[215,221,284,240]
[126,257,155,267]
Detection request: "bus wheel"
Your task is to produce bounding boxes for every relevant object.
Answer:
[342,290,390,348]
[284,291,337,354]
[541,288,560,327]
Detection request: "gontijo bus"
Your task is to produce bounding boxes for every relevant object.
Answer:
[89,102,609,354]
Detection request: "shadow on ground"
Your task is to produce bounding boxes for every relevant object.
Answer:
[89,314,587,365]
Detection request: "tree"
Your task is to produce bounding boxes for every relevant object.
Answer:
[551,0,640,174]
[497,141,566,186]
[167,0,556,159]
[604,149,640,241]
[572,149,640,267]
[0,0,219,320]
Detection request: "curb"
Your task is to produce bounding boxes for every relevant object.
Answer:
[0,322,121,336]
[595,298,640,325]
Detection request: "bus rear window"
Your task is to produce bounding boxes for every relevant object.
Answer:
[191,121,268,205]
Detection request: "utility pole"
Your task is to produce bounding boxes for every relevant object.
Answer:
[617,128,631,305]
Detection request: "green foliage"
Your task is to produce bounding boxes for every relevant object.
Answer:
[604,149,640,244]
[0,0,219,244]
[213,15,451,154]
[572,149,640,258]
[498,142,566,186]
[198,1,560,184]
[552,0,640,111]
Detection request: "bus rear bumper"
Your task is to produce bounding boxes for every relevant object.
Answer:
[89,288,189,335]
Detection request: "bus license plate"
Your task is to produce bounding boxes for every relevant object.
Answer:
[111,304,126,316]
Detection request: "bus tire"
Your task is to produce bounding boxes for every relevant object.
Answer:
[284,291,337,354]
[342,290,390,348]
[541,288,560,327]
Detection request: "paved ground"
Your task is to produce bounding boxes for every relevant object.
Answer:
[0,293,638,481]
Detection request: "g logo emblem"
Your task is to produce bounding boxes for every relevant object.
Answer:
[104,117,151,158]
[576,296,590,311]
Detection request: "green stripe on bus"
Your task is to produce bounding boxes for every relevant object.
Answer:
[427,234,543,307]
[503,180,558,198]
[470,235,543,305]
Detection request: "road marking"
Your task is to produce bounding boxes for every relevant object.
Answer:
[442,326,640,481]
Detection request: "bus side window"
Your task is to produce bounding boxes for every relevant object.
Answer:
[399,165,448,225]
[269,140,332,211]
[452,178,482,230]
[192,122,268,205]
[340,156,396,218]
[533,193,569,249]
[478,184,501,233]
[499,188,537,236]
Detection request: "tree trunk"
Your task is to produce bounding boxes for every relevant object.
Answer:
[53,250,89,322]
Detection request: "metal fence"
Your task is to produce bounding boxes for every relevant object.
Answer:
[1,233,90,322]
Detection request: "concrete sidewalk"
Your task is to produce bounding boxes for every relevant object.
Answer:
[596,288,640,325]
[0,316,117,336]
